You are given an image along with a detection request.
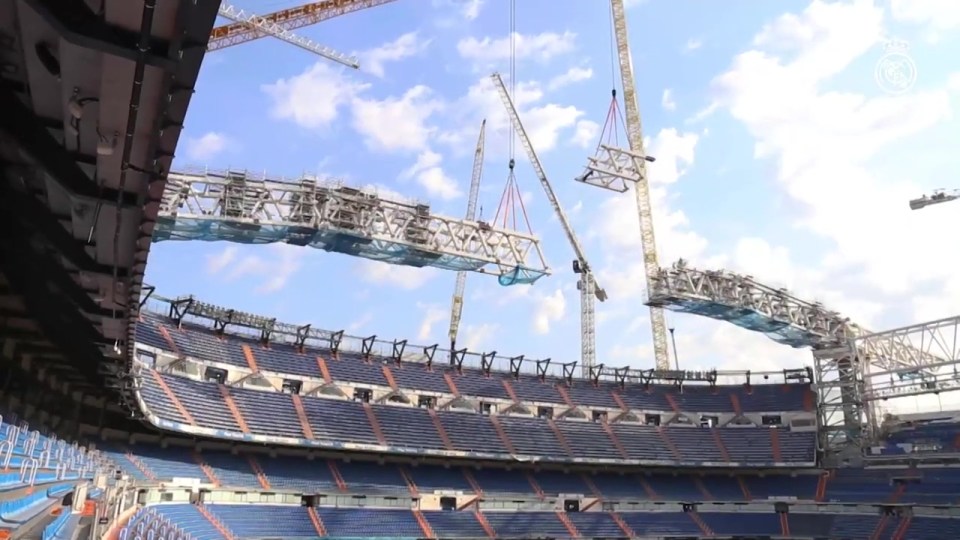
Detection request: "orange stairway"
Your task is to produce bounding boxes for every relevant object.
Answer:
[547,419,574,458]
[413,509,435,539]
[219,385,249,433]
[474,510,496,539]
[192,452,220,486]
[488,416,516,454]
[610,513,635,538]
[362,402,387,445]
[291,394,314,440]
[656,427,682,461]
[151,371,195,425]
[688,512,714,537]
[307,507,326,537]
[601,421,630,460]
[247,455,271,490]
[197,505,235,540]
[327,460,348,491]
[556,511,580,538]
[427,408,454,450]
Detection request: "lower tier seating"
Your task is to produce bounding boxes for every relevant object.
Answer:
[102,443,960,506]
[124,503,960,540]
[137,370,817,466]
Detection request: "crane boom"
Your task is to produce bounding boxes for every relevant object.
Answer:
[217,4,358,68]
[491,73,606,372]
[209,0,398,51]
[449,120,487,347]
[610,0,671,370]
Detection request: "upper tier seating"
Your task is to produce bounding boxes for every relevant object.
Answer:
[135,368,817,466]
[123,503,960,540]
[136,312,815,415]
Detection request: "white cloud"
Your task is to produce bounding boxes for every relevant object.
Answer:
[348,313,374,333]
[460,0,483,20]
[889,0,960,42]
[547,67,593,91]
[571,119,599,148]
[533,288,566,335]
[400,150,462,200]
[185,132,230,161]
[262,62,370,130]
[417,304,447,341]
[206,244,304,294]
[457,31,577,65]
[461,323,499,350]
[361,32,430,78]
[358,260,437,290]
[685,38,703,51]
[710,0,957,321]
[661,88,676,111]
[352,85,443,153]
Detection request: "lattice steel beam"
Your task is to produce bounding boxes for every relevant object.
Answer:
[157,168,550,283]
[577,144,654,194]
[647,260,940,372]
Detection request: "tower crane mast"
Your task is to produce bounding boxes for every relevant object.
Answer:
[610,0,671,370]
[491,73,607,373]
[448,120,487,349]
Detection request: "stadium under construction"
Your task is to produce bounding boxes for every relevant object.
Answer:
[1,0,960,540]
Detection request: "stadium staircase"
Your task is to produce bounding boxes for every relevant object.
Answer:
[639,476,660,499]
[326,460,347,491]
[815,470,831,501]
[306,506,326,536]
[290,394,314,440]
[610,513,635,537]
[315,356,333,384]
[694,477,713,501]
[525,472,545,499]
[779,511,791,537]
[556,511,580,538]
[488,416,516,454]
[156,325,185,361]
[711,429,732,461]
[657,426,683,460]
[555,385,576,409]
[888,482,906,503]
[246,456,271,490]
[149,370,195,425]
[361,402,387,444]
[580,474,602,498]
[412,509,435,539]
[196,504,235,540]
[769,428,783,462]
[870,514,890,540]
[664,393,681,413]
[610,391,629,412]
[500,379,520,404]
[892,515,912,540]
[192,452,220,486]
[240,344,259,373]
[737,476,753,501]
[398,466,419,497]
[547,419,574,458]
[442,373,460,396]
[729,393,743,415]
[600,420,630,460]
[427,408,455,450]
[473,510,496,538]
[462,469,483,495]
[688,511,714,537]
[124,452,156,481]
[381,365,399,391]
[219,385,250,433]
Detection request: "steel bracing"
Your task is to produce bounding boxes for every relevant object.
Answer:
[156,168,549,284]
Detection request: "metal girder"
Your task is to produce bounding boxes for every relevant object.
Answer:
[576,144,651,194]
[855,315,960,401]
[647,260,939,372]
[0,83,137,207]
[21,0,176,70]
[157,168,550,283]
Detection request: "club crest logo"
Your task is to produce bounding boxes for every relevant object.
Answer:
[875,39,917,95]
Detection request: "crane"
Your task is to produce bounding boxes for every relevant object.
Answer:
[491,73,608,374]
[217,3,359,68]
[573,0,670,370]
[910,189,960,210]
[448,120,487,350]
[209,1,398,60]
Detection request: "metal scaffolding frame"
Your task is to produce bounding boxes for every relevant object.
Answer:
[156,168,550,284]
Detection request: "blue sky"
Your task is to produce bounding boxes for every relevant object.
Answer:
[145,0,960,390]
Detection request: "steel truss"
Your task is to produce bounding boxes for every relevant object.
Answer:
[157,168,550,284]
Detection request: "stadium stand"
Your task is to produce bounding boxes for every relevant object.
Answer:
[0,414,96,538]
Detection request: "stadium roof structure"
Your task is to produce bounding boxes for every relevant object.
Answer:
[0,0,220,410]
[647,259,941,373]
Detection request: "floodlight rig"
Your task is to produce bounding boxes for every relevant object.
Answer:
[909,189,960,210]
